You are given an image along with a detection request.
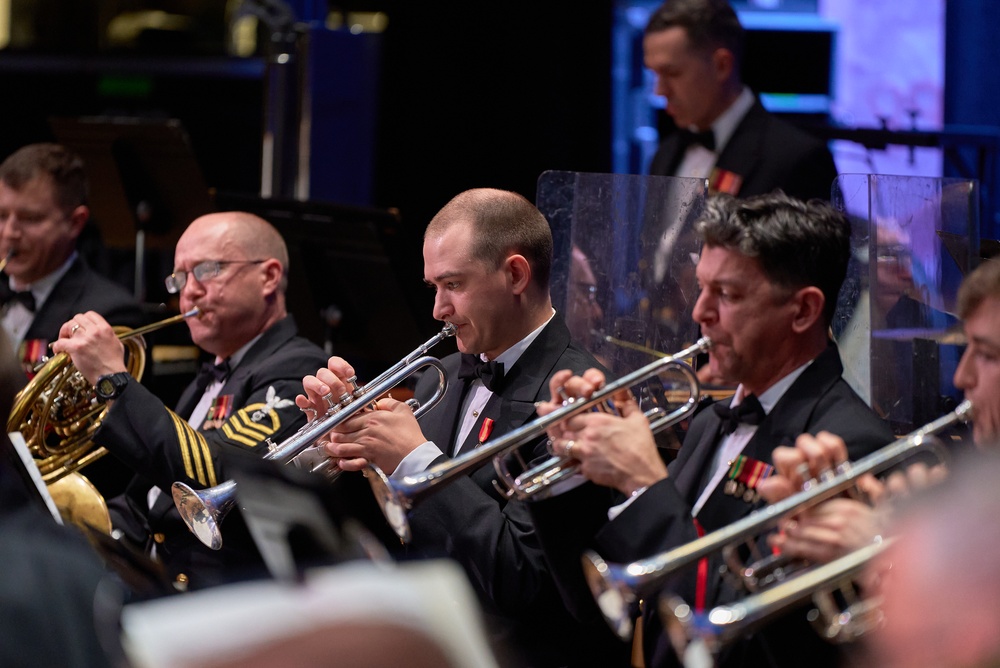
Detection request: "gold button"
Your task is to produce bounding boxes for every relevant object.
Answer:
[472,410,479,418]
[153,532,166,543]
[174,573,189,592]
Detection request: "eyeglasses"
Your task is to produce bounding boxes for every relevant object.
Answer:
[165,260,265,294]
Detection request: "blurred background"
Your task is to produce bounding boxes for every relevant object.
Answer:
[0,0,995,376]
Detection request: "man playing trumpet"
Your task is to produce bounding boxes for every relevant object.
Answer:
[529,192,892,668]
[297,188,629,667]
[753,257,1000,667]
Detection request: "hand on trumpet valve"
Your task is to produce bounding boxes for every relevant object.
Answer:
[534,367,669,496]
[757,431,851,504]
[297,356,359,416]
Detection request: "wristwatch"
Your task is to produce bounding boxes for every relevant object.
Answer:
[95,372,130,402]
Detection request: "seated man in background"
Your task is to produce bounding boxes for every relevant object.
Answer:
[0,142,145,497]
[0,142,144,363]
[52,211,329,592]
[298,188,629,667]
[530,192,892,668]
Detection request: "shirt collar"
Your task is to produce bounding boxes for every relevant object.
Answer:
[488,308,556,370]
[10,251,78,310]
[216,330,265,371]
[705,87,756,155]
[730,356,813,414]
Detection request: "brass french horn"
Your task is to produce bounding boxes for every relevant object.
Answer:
[6,308,199,533]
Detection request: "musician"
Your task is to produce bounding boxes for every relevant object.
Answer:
[866,453,1000,668]
[643,0,837,202]
[756,257,1000,567]
[298,188,629,667]
[530,192,892,667]
[0,142,145,497]
[51,211,329,591]
[0,143,143,362]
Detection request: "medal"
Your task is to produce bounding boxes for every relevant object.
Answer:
[723,454,774,504]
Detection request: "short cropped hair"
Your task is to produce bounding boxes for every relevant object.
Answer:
[425,188,553,291]
[644,0,745,67]
[957,258,1000,320]
[696,191,852,325]
[0,143,88,214]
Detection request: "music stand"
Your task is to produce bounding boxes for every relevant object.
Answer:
[49,116,215,301]
[0,431,62,520]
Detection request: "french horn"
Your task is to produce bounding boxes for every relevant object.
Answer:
[6,308,199,532]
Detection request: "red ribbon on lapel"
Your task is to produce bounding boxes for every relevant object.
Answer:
[478,417,494,443]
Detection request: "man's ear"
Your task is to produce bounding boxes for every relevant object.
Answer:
[261,258,284,295]
[507,254,532,295]
[67,205,89,240]
[711,47,735,82]
[790,286,825,333]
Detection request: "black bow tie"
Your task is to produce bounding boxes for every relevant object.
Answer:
[458,354,505,393]
[195,358,231,391]
[713,394,765,435]
[681,128,716,151]
[0,283,36,312]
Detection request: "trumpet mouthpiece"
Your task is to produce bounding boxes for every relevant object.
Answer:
[184,307,201,319]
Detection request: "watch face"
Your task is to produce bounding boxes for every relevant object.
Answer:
[98,378,114,396]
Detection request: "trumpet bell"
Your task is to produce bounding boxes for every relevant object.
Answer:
[172,480,237,551]
[367,466,411,543]
[581,550,636,641]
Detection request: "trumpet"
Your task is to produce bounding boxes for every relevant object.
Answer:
[367,338,711,543]
[660,537,892,660]
[582,399,973,640]
[172,323,456,550]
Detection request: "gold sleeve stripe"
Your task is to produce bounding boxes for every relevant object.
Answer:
[221,404,282,448]
[170,410,194,479]
[168,410,216,486]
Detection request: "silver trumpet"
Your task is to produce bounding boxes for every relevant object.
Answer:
[367,338,711,543]
[660,537,892,662]
[172,323,456,550]
[582,399,973,640]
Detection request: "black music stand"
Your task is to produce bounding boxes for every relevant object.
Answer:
[49,116,215,302]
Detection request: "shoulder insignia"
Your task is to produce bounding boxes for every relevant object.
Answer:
[253,385,295,422]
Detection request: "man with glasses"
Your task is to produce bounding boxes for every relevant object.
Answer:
[52,211,328,591]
